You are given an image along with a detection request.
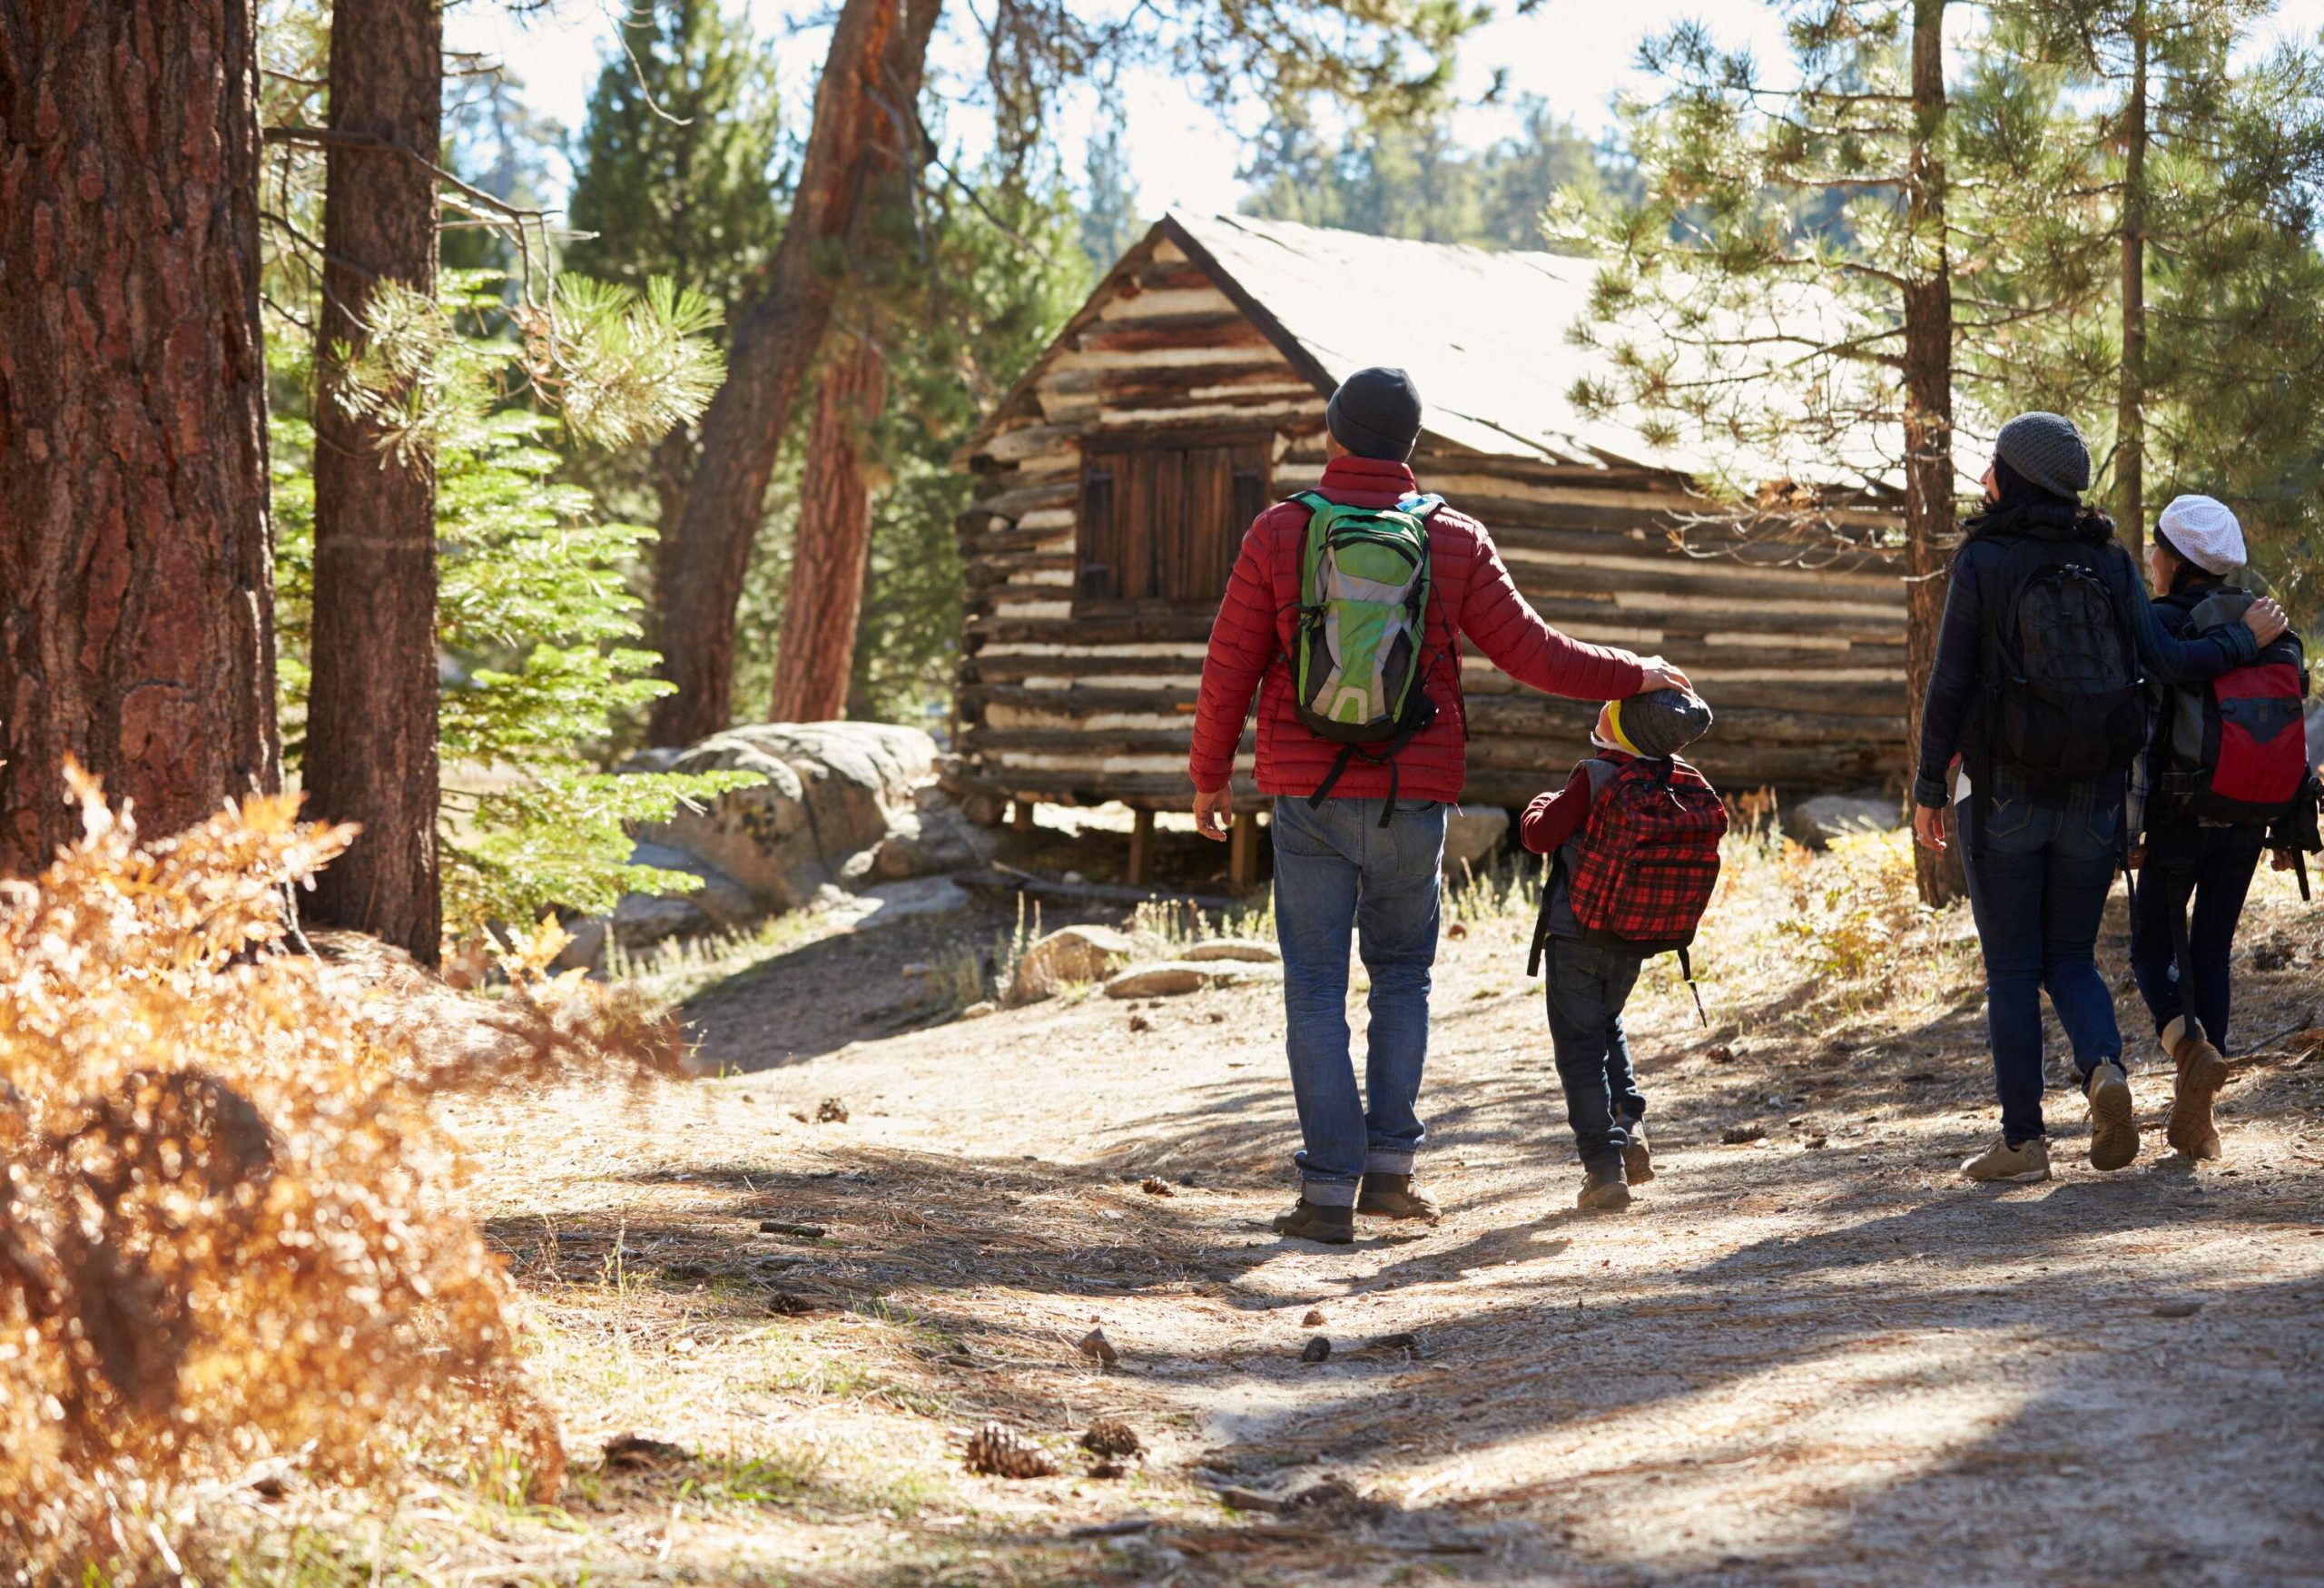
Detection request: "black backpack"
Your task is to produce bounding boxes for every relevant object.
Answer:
[1974,537,2146,791]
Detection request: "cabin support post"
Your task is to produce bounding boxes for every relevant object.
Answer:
[1010,799,1037,832]
[1229,809,1260,891]
[1128,807,1157,887]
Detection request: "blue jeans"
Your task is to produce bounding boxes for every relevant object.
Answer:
[2129,815,2263,1051]
[1270,794,1446,1207]
[1541,936,1646,1176]
[1961,783,2123,1145]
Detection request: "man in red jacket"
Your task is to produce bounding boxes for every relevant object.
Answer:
[1188,367,1689,1243]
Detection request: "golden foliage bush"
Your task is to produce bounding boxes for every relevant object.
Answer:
[1777,829,1927,981]
[0,769,681,1578]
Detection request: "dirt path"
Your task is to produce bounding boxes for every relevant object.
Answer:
[453,856,2324,1586]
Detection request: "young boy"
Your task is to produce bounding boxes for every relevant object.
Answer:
[1521,689,1722,1212]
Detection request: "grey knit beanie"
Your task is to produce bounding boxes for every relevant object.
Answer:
[1994,411,2093,499]
[1327,367,1424,461]
[1610,689,1713,759]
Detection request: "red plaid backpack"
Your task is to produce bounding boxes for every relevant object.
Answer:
[1530,755,1728,1021]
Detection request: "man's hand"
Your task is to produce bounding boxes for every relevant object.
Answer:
[1194,785,1234,842]
[2125,843,2146,872]
[2271,848,2298,873]
[1913,804,1949,853]
[1635,654,1692,694]
[2244,597,2289,646]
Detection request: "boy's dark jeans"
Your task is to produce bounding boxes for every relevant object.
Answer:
[1541,936,1647,1176]
[2129,814,2264,1051]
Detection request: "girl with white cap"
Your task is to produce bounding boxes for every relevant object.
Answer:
[2128,495,2307,1159]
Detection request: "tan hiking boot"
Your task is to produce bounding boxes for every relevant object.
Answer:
[1355,1173,1441,1223]
[2162,1016,2227,1160]
[1270,1199,1354,1245]
[2084,1060,2140,1171]
[1620,1121,1655,1185]
[1962,1136,2052,1183]
[1576,1168,1631,1213]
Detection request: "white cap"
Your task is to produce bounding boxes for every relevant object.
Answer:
[2157,495,2246,575]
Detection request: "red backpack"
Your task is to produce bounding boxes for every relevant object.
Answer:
[2160,590,2309,824]
[1527,755,1728,1023]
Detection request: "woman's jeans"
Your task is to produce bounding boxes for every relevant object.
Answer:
[2129,815,2264,1051]
[1270,794,1447,1206]
[1960,784,2123,1145]
[1541,936,1646,1176]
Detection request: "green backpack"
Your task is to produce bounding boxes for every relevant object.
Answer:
[1289,489,1443,818]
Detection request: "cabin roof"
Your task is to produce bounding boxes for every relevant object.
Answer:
[964,211,1895,488]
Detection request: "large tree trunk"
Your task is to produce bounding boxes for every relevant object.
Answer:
[646,0,941,745]
[0,0,280,874]
[300,0,443,962]
[1904,0,1965,906]
[769,335,889,722]
[2115,1,2149,554]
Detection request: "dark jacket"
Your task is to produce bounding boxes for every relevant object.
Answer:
[1911,511,2259,809]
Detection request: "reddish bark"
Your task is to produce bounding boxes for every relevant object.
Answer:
[770,336,889,722]
[300,0,443,961]
[0,0,281,874]
[647,0,943,745]
[1905,0,1965,905]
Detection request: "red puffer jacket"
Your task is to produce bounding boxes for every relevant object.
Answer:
[1188,455,1644,803]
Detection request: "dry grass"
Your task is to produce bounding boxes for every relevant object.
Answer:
[0,768,682,1582]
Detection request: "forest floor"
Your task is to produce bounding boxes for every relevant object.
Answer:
[373,814,2319,1586]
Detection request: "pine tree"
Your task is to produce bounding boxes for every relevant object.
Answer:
[0,0,281,876]
[1080,117,1142,273]
[1565,0,1989,903]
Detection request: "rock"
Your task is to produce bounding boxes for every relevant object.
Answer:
[616,746,686,774]
[1078,1327,1119,1367]
[1103,960,1285,1000]
[628,841,756,922]
[610,892,715,951]
[1301,1308,1326,1327]
[815,1098,848,1124]
[639,723,938,912]
[960,1000,998,1020]
[820,877,972,932]
[1012,924,1137,1001]
[1443,804,1510,875]
[1299,1336,1332,1365]
[553,913,608,974]
[1786,794,1902,850]
[1182,937,1281,963]
[871,784,1002,880]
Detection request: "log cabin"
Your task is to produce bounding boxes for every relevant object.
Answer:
[953,212,1907,883]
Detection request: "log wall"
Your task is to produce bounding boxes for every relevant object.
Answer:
[957,232,1910,813]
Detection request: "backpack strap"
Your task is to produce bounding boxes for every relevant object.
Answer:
[1677,944,1709,1028]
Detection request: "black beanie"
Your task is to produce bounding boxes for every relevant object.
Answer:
[1326,367,1423,461]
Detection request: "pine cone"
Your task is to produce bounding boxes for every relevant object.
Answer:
[964,1422,1057,1478]
[1080,1418,1142,1459]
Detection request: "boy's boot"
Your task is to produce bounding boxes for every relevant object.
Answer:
[1355,1172,1441,1223]
[1576,1167,1630,1213]
[1961,1135,2051,1184]
[2083,1060,2140,1172]
[1270,1199,1354,1245]
[1619,1119,1654,1185]
[2161,1016,2227,1161]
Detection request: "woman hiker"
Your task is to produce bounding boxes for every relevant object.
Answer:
[2126,495,2309,1161]
[1910,414,2289,1185]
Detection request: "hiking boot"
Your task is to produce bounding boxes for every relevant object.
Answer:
[1576,1169,1631,1213]
[1270,1199,1354,1245]
[1961,1135,2052,1184]
[1620,1120,1655,1186]
[2162,1016,2227,1161]
[1355,1173,1441,1223]
[2084,1060,2140,1172]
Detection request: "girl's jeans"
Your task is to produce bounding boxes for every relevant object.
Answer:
[1270,794,1447,1207]
[2129,814,2264,1051]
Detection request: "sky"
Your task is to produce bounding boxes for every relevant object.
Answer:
[448,0,2324,222]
